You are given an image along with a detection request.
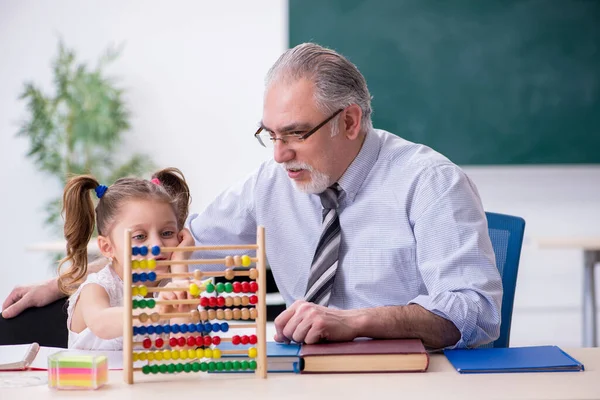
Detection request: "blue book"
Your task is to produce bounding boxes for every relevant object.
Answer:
[444,346,584,374]
[217,341,301,373]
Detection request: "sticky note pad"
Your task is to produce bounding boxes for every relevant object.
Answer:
[48,351,108,390]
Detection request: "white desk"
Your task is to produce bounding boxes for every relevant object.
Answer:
[2,348,599,399]
[536,237,600,347]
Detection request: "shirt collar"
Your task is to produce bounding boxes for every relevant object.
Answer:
[336,129,381,203]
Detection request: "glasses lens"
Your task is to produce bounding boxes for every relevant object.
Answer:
[256,133,275,148]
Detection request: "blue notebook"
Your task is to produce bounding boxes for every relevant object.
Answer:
[217,341,301,373]
[444,346,584,374]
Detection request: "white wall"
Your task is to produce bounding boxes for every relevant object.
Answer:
[1,0,599,348]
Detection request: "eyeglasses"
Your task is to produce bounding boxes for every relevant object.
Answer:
[254,108,344,148]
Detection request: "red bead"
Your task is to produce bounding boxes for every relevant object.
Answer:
[232,335,241,345]
[241,335,249,345]
[217,297,226,307]
[155,338,164,348]
[249,295,258,304]
[208,297,217,307]
[143,338,152,349]
[212,336,221,345]
[178,337,186,347]
[249,335,257,344]
[187,336,196,346]
[203,336,212,346]
[169,337,178,347]
[240,282,250,292]
[232,282,241,293]
[200,297,209,307]
[195,336,203,346]
[249,282,258,292]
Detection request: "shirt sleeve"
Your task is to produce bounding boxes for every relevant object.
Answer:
[406,163,503,349]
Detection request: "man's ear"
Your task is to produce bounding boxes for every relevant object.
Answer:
[97,235,114,259]
[342,104,363,140]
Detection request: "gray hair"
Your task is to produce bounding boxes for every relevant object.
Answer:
[265,43,373,135]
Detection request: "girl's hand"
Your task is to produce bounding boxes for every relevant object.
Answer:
[157,280,192,314]
[171,228,195,263]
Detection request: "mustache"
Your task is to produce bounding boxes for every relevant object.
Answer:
[283,162,313,171]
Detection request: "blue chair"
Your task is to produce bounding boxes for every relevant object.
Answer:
[481,212,526,348]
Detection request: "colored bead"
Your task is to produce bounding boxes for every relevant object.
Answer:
[192,362,200,372]
[147,325,155,334]
[155,352,164,361]
[224,283,233,293]
[207,309,216,320]
[187,323,197,332]
[171,350,179,360]
[195,336,203,346]
[204,323,212,333]
[195,348,204,358]
[208,362,216,372]
[138,313,148,323]
[241,255,251,267]
[200,297,209,307]
[180,324,188,333]
[151,245,160,256]
[249,360,257,370]
[208,297,217,307]
[163,324,171,333]
[139,246,148,256]
[189,283,200,297]
[155,325,164,334]
[215,282,225,293]
[155,338,164,348]
[167,363,175,373]
[224,256,234,267]
[163,350,171,360]
[215,309,224,321]
[132,247,139,256]
[232,282,242,293]
[150,313,160,322]
[193,270,203,280]
[187,336,195,347]
[233,308,241,320]
[178,337,186,347]
[233,297,241,306]
[146,299,155,308]
[203,336,212,346]
[148,272,157,282]
[205,283,215,293]
[220,322,229,332]
[240,282,249,292]
[249,268,258,280]
[248,347,257,358]
[147,259,156,270]
[132,300,138,309]
[241,335,250,345]
[213,349,222,359]
[225,361,233,371]
[217,296,226,307]
[249,282,258,292]
[133,353,139,362]
[175,363,184,372]
[142,365,151,375]
[143,338,152,349]
[169,338,177,347]
[249,334,257,344]
[225,297,233,307]
[212,336,221,345]
[241,360,249,370]
[132,287,139,297]
[184,363,192,373]
[139,352,148,361]
[195,323,204,333]
[204,349,213,359]
[147,352,155,361]
[139,286,148,297]
[224,309,233,320]
[241,308,250,320]
[249,295,258,304]
[139,326,147,335]
[224,268,235,280]
[159,364,167,373]
[200,310,208,321]
[132,274,139,283]
[250,308,257,319]
[233,256,242,266]
[200,362,208,372]
[233,361,241,370]
[132,327,139,335]
[187,349,195,359]
[241,296,249,306]
[216,361,224,371]
[139,272,148,282]
[232,335,241,345]
[140,260,148,269]
[132,260,140,270]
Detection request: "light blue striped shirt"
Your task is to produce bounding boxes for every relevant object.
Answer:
[187,129,502,348]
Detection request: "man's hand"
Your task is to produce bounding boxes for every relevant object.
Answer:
[273,300,361,344]
[2,279,65,319]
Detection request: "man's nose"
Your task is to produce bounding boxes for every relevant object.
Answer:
[273,141,295,164]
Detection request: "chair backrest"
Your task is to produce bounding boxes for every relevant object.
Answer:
[482,211,526,348]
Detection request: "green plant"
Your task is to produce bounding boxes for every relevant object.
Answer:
[17,40,155,234]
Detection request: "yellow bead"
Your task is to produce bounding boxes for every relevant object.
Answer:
[188,349,196,359]
[132,260,140,269]
[241,255,251,267]
[204,349,213,359]
[248,347,257,358]
[139,352,148,361]
[147,259,156,270]
[132,353,139,362]
[132,287,139,297]
[189,283,200,296]
[179,351,187,360]
[139,286,148,297]
[212,349,221,359]
[155,352,164,361]
[195,348,204,359]
[140,260,148,269]
[171,350,179,360]
[147,352,155,361]
[162,350,171,360]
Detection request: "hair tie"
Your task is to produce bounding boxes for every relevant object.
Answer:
[150,178,161,185]
[95,185,108,199]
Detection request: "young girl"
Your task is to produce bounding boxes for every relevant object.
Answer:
[58,167,194,350]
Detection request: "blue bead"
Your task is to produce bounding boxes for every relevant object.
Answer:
[151,245,160,256]
[187,324,196,333]
[180,324,188,333]
[155,325,164,334]
[204,323,212,333]
[172,324,180,333]
[139,273,148,282]
[132,246,139,256]
[163,325,171,334]
[133,327,138,335]
[147,325,155,334]
[147,272,157,282]
[139,326,147,335]
[132,274,139,283]
[196,323,204,333]
[139,246,148,256]
[220,322,229,332]
[212,323,221,332]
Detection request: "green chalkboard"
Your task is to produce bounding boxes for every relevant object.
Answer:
[289,0,600,165]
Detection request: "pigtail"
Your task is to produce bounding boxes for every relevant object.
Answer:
[58,175,100,294]
[152,167,191,229]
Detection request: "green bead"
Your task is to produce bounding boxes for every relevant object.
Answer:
[147,299,156,308]
[241,360,249,370]
[142,365,151,374]
[249,360,257,370]
[206,283,215,293]
[216,362,224,371]
[192,362,200,372]
[215,283,225,293]
[224,361,233,371]
[132,300,138,309]
[139,299,147,309]
[233,361,241,370]
[151,365,159,374]
[184,363,192,373]
[208,362,216,371]
[159,364,168,373]
[200,362,209,372]
[167,364,175,373]
[224,282,233,293]
[175,363,184,372]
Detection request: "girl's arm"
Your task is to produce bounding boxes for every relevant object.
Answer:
[72,283,123,340]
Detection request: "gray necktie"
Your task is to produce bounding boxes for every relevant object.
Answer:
[304,184,343,306]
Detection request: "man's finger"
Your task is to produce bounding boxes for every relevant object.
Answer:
[2,288,24,310]
[1,297,30,319]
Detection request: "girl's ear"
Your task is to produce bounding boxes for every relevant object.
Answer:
[97,235,114,259]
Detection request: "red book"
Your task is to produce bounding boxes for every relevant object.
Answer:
[299,339,429,373]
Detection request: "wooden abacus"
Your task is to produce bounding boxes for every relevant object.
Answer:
[123,226,268,383]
